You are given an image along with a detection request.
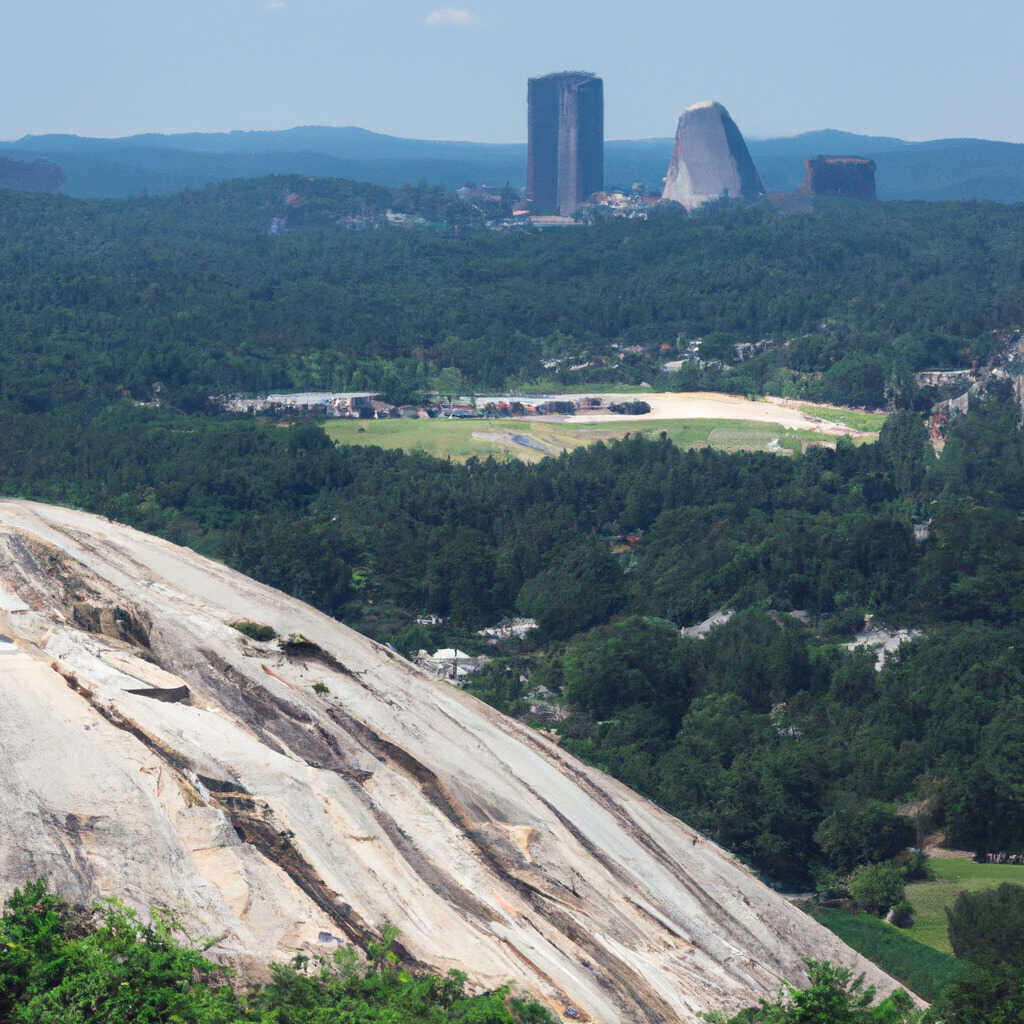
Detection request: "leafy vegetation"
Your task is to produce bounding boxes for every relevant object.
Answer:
[0,879,553,1024]
[230,620,277,641]
[848,863,907,918]
[700,959,922,1023]
[3,179,1024,898]
[945,884,1024,969]
[919,882,1024,1024]
[808,908,961,1003]
[924,963,1024,1024]
[905,859,1024,954]
[2,185,1024,408]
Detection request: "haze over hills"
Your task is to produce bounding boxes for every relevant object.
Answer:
[3,124,1024,201]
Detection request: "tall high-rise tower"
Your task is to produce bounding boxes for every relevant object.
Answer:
[527,72,603,216]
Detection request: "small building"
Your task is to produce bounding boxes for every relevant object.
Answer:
[415,648,490,683]
[477,618,538,642]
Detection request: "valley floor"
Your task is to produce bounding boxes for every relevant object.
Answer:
[324,392,883,462]
[907,858,1024,953]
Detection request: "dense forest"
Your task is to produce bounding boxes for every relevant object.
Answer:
[2,180,1024,964]
[1,387,1023,887]
[2,183,1024,409]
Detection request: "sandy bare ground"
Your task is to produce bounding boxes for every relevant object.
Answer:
[542,392,865,434]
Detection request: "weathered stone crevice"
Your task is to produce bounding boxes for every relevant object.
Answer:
[124,684,190,703]
[54,664,386,956]
[0,501,915,1022]
[1,533,151,648]
[324,706,677,1022]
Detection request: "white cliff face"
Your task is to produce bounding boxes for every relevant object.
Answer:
[662,101,764,210]
[0,500,909,1021]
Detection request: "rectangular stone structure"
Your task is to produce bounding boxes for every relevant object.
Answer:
[527,72,603,216]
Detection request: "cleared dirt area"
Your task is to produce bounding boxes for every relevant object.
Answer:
[325,392,883,463]
[557,392,878,434]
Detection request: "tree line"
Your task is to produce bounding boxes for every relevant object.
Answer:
[1,391,1023,884]
[2,184,1024,409]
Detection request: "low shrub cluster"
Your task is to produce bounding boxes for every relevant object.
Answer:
[0,880,553,1023]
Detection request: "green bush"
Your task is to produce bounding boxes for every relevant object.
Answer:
[850,862,906,917]
[890,900,914,929]
[230,620,277,642]
[699,958,922,1022]
[814,802,915,874]
[946,883,1024,969]
[901,851,933,883]
[0,880,555,1024]
[923,963,1024,1024]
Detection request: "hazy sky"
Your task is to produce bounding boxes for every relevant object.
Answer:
[4,0,1023,143]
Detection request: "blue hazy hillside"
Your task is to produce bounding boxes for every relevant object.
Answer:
[2,125,1023,201]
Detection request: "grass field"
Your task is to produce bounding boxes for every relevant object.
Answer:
[794,403,890,433]
[810,907,961,1002]
[906,858,1024,954]
[323,416,849,463]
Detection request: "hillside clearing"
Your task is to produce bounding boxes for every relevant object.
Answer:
[790,402,890,433]
[324,415,874,463]
[906,858,1024,953]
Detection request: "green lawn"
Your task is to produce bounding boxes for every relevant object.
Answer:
[906,858,1024,954]
[795,402,889,432]
[810,906,961,1002]
[323,416,846,462]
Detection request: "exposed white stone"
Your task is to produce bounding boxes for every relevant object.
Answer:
[0,500,912,1021]
[662,101,764,210]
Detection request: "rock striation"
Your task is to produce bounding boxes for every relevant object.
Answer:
[0,501,912,1022]
[802,156,877,200]
[662,101,763,210]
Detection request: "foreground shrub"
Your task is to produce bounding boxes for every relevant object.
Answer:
[0,880,554,1023]
[700,958,922,1022]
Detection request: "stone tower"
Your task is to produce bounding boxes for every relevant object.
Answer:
[527,71,604,216]
[662,100,763,210]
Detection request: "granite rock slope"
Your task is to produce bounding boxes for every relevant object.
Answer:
[0,500,909,1022]
[662,101,763,210]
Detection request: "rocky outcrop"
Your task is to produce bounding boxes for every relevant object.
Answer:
[0,157,65,193]
[0,500,913,1022]
[802,156,876,200]
[662,101,763,210]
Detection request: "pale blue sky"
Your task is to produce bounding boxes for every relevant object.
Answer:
[4,0,1022,142]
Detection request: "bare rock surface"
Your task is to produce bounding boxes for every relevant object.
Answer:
[0,500,910,1021]
[662,101,763,210]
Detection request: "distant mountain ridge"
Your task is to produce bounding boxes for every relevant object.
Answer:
[2,124,1023,202]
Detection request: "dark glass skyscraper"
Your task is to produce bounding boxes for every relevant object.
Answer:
[527,72,603,216]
